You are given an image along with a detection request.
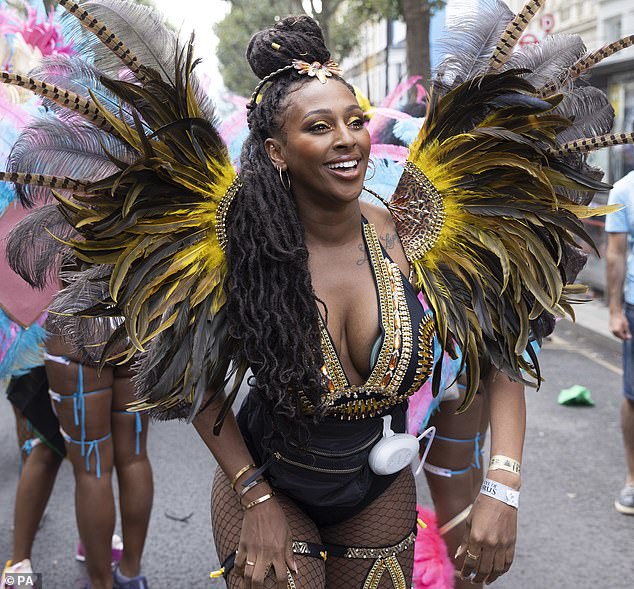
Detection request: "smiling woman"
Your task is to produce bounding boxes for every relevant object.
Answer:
[208,19,425,588]
[265,84,371,211]
[2,1,632,588]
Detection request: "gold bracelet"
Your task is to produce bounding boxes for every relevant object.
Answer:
[489,455,521,475]
[230,463,256,491]
[243,491,275,511]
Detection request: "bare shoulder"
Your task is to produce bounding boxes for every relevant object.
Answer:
[359,201,409,275]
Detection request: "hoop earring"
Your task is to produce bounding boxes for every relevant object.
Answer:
[278,166,292,191]
[365,159,376,181]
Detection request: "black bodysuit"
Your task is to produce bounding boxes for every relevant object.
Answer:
[237,220,435,525]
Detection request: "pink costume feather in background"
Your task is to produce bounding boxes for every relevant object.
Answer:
[413,506,455,589]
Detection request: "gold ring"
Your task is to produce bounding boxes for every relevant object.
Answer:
[246,560,256,566]
[466,549,480,560]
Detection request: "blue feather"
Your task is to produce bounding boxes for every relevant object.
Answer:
[363,158,405,203]
[0,183,17,215]
[227,126,249,169]
[0,309,47,380]
[393,117,424,146]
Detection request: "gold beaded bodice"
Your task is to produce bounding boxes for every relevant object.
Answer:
[299,221,436,420]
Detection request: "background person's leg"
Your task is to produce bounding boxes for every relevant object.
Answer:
[111,363,153,579]
[11,441,63,563]
[45,338,116,589]
[425,392,487,589]
[5,366,65,573]
[617,304,634,514]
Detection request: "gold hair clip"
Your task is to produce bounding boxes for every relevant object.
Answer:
[292,59,343,84]
[272,42,281,50]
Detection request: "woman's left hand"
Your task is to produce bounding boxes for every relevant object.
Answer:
[456,475,519,585]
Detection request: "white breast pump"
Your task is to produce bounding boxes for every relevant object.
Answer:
[368,414,436,476]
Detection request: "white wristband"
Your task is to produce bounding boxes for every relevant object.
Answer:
[480,478,520,509]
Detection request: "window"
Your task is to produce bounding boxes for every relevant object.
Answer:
[604,16,622,43]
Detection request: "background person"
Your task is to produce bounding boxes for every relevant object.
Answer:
[43,332,154,589]
[605,169,634,515]
[2,366,64,587]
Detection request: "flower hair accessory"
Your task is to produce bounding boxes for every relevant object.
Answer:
[292,59,343,83]
[247,58,344,112]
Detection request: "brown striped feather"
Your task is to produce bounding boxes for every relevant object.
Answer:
[570,35,634,79]
[539,35,634,96]
[0,171,88,190]
[1,71,113,132]
[490,0,544,70]
[57,0,146,81]
[554,132,634,155]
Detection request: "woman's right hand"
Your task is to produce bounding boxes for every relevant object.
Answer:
[234,495,297,589]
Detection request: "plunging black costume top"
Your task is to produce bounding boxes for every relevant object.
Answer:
[237,220,436,525]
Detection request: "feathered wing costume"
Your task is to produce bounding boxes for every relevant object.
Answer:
[382,0,634,409]
[0,0,632,423]
[1,0,243,425]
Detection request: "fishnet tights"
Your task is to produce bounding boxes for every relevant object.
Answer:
[211,468,416,589]
[320,468,416,589]
[212,468,326,588]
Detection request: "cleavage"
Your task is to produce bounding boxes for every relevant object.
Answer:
[312,228,384,385]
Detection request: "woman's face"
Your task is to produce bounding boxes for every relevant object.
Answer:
[266,78,371,208]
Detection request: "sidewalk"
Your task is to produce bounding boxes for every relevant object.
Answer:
[561,296,622,355]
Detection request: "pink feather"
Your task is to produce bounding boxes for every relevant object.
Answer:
[413,506,455,589]
[367,79,422,140]
[368,107,415,121]
[11,8,74,57]
[0,6,73,68]
[370,144,409,163]
[0,90,35,128]
[381,75,424,108]
[417,83,427,104]
[226,94,249,109]
[219,109,248,142]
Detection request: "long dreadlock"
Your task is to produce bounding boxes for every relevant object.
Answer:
[225,16,346,417]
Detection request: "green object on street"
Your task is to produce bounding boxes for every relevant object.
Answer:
[557,385,595,406]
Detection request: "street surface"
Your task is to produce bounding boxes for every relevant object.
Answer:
[1,320,632,588]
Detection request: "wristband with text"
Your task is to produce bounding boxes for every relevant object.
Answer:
[480,478,519,508]
[489,454,521,475]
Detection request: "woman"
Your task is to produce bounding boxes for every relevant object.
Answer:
[195,18,424,588]
[191,16,532,589]
[2,2,628,588]
[42,334,153,589]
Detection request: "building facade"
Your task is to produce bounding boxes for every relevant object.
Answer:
[341,2,451,104]
[590,0,634,183]
[341,19,408,104]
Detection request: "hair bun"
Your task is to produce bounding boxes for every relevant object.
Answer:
[246,15,331,80]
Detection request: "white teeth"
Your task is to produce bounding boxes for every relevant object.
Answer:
[327,160,358,170]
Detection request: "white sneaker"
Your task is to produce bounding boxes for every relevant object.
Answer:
[615,485,634,515]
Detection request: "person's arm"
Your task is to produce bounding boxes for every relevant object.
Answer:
[193,392,296,589]
[459,369,525,585]
[606,232,631,341]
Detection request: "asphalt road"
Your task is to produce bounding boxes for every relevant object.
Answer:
[1,321,632,588]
